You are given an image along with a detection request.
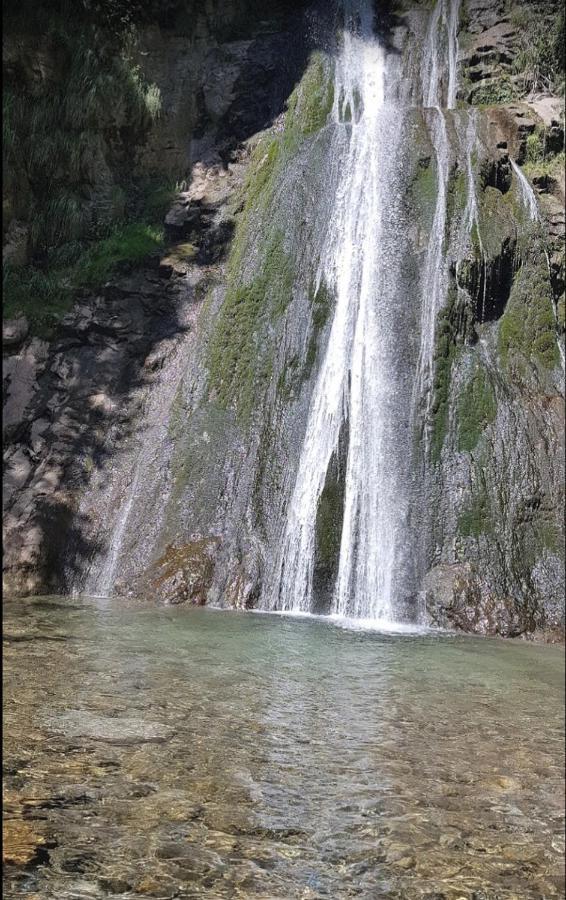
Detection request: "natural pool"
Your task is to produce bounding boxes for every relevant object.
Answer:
[3,596,565,899]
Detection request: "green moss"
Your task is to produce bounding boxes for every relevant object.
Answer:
[283,51,334,152]
[240,136,282,215]
[3,223,164,337]
[457,365,497,452]
[446,170,468,227]
[277,278,333,401]
[535,520,563,557]
[498,246,559,370]
[470,76,517,106]
[304,279,332,375]
[430,287,461,463]
[208,229,294,421]
[458,486,493,537]
[411,159,438,228]
[476,185,516,259]
[206,53,335,421]
[315,453,345,573]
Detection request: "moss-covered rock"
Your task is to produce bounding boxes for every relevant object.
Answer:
[458,483,493,538]
[457,364,497,452]
[430,284,468,462]
[207,50,335,421]
[208,228,294,420]
[498,245,560,372]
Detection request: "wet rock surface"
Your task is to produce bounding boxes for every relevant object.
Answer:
[2,0,565,636]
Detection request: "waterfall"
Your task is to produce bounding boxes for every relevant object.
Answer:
[269,0,461,621]
[510,159,539,221]
[413,0,460,456]
[74,300,197,599]
[88,455,144,598]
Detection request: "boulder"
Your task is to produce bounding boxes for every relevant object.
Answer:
[3,317,29,351]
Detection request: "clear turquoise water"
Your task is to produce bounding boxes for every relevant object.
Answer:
[3,596,565,899]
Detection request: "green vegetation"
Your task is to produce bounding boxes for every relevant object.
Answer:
[411,159,438,229]
[470,76,517,106]
[208,229,294,421]
[458,482,493,537]
[457,365,497,452]
[315,466,345,570]
[283,52,334,150]
[304,280,333,378]
[3,0,168,334]
[4,34,161,253]
[498,247,559,371]
[475,185,515,259]
[523,149,565,183]
[430,289,460,463]
[510,2,565,95]
[206,51,334,421]
[276,278,334,402]
[523,126,564,179]
[4,224,164,336]
[446,170,468,228]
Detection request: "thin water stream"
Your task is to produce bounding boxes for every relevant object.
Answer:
[3,596,565,900]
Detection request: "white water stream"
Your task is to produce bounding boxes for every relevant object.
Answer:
[270,0,461,620]
[511,158,539,221]
[412,0,460,455]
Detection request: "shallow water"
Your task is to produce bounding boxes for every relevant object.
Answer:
[3,596,565,899]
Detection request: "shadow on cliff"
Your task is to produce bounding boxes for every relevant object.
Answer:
[4,0,405,596]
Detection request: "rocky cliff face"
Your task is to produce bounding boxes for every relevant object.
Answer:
[3,0,565,639]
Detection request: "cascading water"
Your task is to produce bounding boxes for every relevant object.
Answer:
[412,0,460,455]
[269,0,461,621]
[510,158,539,222]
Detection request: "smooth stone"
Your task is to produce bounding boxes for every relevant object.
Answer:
[44,710,176,745]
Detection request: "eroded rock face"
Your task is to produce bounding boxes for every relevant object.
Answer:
[2,268,195,597]
[147,539,219,605]
[2,0,564,639]
[424,563,531,637]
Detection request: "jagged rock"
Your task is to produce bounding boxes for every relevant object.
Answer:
[148,538,220,605]
[424,563,529,636]
[3,338,48,434]
[2,221,29,268]
[2,817,48,868]
[3,317,29,350]
[3,449,32,501]
[225,551,262,609]
[464,0,508,35]
[159,242,198,277]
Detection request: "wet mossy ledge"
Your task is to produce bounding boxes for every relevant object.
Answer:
[457,365,497,453]
[206,51,335,423]
[498,246,560,374]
